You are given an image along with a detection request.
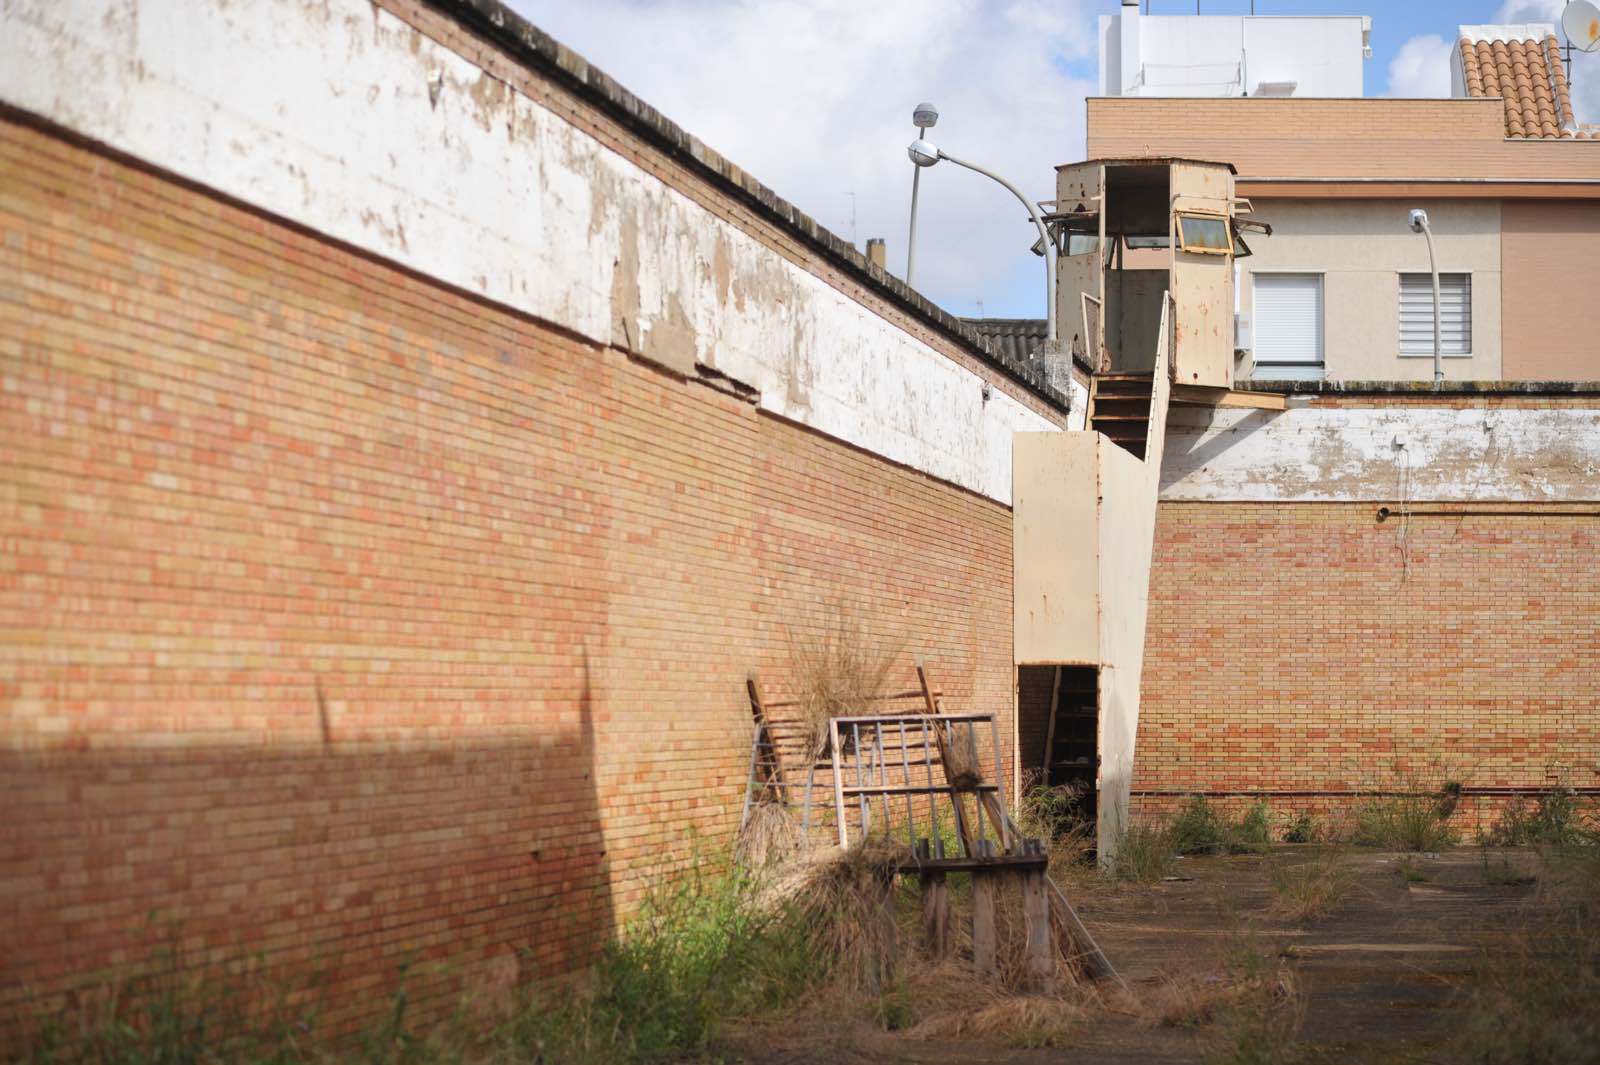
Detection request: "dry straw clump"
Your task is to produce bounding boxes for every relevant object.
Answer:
[735,801,803,870]
[758,838,909,994]
[783,598,903,760]
[903,967,1088,1048]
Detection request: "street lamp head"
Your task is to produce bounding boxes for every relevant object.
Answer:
[907,139,941,168]
[1408,208,1429,233]
[912,102,939,130]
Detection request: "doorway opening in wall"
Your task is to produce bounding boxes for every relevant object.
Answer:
[1017,664,1099,835]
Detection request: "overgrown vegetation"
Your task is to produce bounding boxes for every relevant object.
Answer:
[1346,761,1464,851]
[1269,851,1356,921]
[1204,928,1303,1065]
[1015,783,1096,885]
[1446,892,1600,1064]
[1480,786,1596,850]
[1168,797,1274,856]
[782,597,903,760]
[1106,821,1178,883]
[20,856,813,1065]
[1136,924,1302,1065]
[19,943,331,1065]
[1280,813,1318,844]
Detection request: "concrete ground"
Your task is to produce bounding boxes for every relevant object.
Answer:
[716,845,1565,1064]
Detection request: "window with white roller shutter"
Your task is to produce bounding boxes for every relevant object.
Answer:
[1399,273,1471,356]
[1251,273,1324,380]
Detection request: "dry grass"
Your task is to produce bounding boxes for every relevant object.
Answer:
[1014,782,1097,886]
[735,802,803,870]
[1129,928,1302,1065]
[1269,850,1356,922]
[759,838,909,994]
[904,974,1088,1048]
[782,598,902,761]
[1135,970,1257,1029]
[930,719,982,790]
[1340,755,1468,851]
[1107,821,1177,883]
[1446,893,1600,1064]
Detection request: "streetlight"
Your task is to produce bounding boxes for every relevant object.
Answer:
[1408,208,1443,386]
[907,138,1057,343]
[905,102,938,287]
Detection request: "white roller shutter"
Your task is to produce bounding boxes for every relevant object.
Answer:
[1399,273,1471,355]
[1253,273,1324,365]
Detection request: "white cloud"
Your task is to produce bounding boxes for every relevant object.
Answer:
[1492,0,1600,123]
[508,0,1100,319]
[1384,34,1452,98]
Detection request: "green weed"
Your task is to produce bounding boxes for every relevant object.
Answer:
[1270,852,1355,921]
[1482,787,1596,851]
[1280,814,1318,844]
[1169,797,1274,856]
[1107,821,1176,883]
[1353,798,1456,851]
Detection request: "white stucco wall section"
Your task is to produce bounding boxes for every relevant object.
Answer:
[1161,405,1600,502]
[0,0,1062,503]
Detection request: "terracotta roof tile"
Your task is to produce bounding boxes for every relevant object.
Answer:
[1458,32,1576,139]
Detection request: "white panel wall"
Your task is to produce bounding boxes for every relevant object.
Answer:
[1098,12,1367,98]
[0,0,1067,504]
[1242,17,1366,97]
[1161,405,1600,502]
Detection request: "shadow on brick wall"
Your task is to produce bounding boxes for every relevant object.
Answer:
[0,661,612,1036]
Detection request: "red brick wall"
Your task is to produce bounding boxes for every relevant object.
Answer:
[1087,97,1600,183]
[0,116,1017,1027]
[1137,501,1600,829]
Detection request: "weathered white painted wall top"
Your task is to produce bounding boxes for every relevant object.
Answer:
[0,0,1069,503]
[1162,405,1600,502]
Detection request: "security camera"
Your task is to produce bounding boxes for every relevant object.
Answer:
[1408,208,1429,233]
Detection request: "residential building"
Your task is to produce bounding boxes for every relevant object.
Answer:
[1087,12,1600,382]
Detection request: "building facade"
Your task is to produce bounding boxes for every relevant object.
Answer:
[1088,14,1600,383]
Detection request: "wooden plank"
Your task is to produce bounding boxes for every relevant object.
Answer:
[841,783,999,797]
[1023,864,1054,994]
[761,688,942,710]
[1045,878,1124,988]
[898,852,1048,874]
[871,873,898,994]
[915,662,940,717]
[831,718,848,848]
[832,710,992,725]
[977,790,1018,853]
[1170,383,1287,410]
[922,870,950,959]
[917,663,976,857]
[971,871,997,977]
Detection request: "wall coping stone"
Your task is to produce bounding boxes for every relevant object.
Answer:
[431,0,1074,412]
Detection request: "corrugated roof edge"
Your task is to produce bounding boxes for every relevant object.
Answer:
[429,0,1071,412]
[1244,379,1600,395]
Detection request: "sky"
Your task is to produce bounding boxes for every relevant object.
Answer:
[511,0,1600,321]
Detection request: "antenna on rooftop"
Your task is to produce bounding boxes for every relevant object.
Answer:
[1562,0,1600,90]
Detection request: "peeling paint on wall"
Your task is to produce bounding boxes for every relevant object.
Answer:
[0,0,1061,503]
[1161,406,1600,502]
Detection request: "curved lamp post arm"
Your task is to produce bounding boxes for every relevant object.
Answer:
[936,150,1058,343]
[1419,221,1442,386]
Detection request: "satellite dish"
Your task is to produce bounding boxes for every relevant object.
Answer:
[1564,0,1600,53]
